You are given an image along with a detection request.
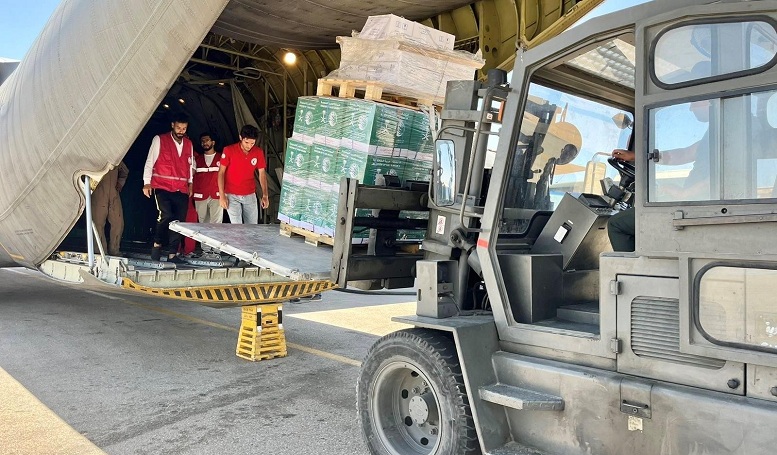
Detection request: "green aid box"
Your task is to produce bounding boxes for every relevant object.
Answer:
[284,139,311,182]
[411,111,435,151]
[310,143,340,187]
[398,210,429,241]
[363,155,406,186]
[337,148,370,182]
[316,97,347,146]
[402,155,433,183]
[292,97,321,140]
[344,99,399,148]
[278,178,304,226]
[314,188,339,237]
[306,188,328,229]
[394,106,417,152]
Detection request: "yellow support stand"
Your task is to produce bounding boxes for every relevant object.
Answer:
[236,304,288,361]
[119,277,338,361]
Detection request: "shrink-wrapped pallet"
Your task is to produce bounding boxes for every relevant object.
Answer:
[326,36,484,105]
[280,96,433,242]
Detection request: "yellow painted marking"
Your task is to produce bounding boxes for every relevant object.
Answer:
[120,299,237,332]
[0,367,106,455]
[288,302,416,337]
[286,342,361,367]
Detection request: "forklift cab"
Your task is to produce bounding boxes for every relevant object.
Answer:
[428,0,777,371]
[479,0,777,377]
[361,2,777,455]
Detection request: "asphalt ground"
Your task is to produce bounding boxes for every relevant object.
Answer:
[0,267,416,454]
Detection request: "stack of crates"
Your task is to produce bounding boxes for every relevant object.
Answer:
[278,96,433,242]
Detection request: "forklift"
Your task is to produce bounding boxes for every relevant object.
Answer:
[356,1,777,453]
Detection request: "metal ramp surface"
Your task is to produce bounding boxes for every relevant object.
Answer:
[169,222,332,281]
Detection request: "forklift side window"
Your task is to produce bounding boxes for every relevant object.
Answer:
[697,265,777,352]
[500,83,632,234]
[652,19,777,88]
[648,89,777,203]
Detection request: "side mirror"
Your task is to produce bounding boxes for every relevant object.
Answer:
[612,113,634,130]
[434,139,457,207]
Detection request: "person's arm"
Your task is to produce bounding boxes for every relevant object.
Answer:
[218,165,228,209]
[612,149,635,162]
[117,161,129,192]
[142,136,160,198]
[187,145,194,197]
[660,141,700,165]
[258,168,269,209]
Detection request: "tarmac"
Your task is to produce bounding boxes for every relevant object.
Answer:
[0,267,416,454]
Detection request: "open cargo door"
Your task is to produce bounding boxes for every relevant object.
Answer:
[520,0,606,50]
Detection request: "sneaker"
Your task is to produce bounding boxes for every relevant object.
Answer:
[151,246,161,261]
[305,293,323,302]
[168,255,187,265]
[202,251,222,261]
[236,260,250,268]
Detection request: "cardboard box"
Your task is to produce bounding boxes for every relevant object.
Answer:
[284,139,311,181]
[292,97,321,142]
[315,97,347,147]
[310,143,340,187]
[343,99,399,148]
[359,14,454,51]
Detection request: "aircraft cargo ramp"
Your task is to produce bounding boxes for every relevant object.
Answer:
[40,224,336,307]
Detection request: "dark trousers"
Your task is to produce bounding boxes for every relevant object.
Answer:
[154,189,189,253]
[608,207,635,252]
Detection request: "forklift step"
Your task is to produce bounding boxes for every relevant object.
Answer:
[479,384,564,411]
[487,441,552,455]
[556,303,600,325]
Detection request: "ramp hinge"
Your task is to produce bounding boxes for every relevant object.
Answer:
[610,338,622,354]
[609,279,621,295]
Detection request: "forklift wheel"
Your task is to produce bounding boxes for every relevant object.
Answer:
[357,328,479,455]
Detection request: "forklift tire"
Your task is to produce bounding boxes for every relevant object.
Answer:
[357,328,479,455]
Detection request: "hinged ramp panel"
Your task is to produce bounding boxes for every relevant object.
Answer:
[170,223,332,281]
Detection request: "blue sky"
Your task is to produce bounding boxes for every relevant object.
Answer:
[0,0,646,60]
[0,0,61,60]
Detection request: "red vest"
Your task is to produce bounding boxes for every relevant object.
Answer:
[150,133,192,193]
[192,152,220,201]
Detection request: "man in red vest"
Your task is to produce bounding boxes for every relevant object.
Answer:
[193,132,223,224]
[218,124,269,224]
[142,112,194,263]
[191,131,223,257]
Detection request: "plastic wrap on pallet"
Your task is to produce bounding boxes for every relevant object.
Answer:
[357,14,455,51]
[284,97,433,243]
[327,36,484,105]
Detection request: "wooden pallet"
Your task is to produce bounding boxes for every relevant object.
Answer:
[279,222,334,247]
[316,78,434,108]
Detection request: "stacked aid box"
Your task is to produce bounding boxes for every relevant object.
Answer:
[278,96,433,242]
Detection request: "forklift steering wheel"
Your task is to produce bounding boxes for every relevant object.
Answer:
[607,157,635,182]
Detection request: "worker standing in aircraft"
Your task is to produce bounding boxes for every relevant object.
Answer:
[193,132,223,224]
[142,112,194,263]
[91,161,129,257]
[218,124,269,224]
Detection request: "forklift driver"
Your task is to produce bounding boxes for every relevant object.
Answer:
[608,63,712,252]
[607,149,636,252]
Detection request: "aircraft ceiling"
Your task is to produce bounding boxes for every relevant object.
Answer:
[212,0,476,49]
